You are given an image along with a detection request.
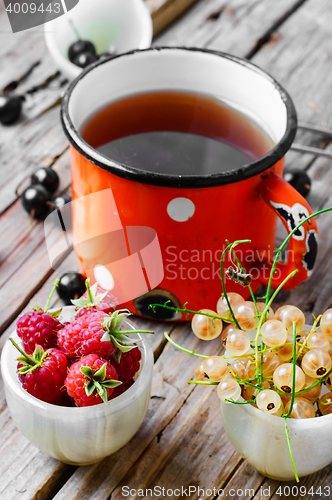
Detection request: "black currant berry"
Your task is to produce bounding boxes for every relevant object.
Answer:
[68,40,96,62]
[57,272,86,304]
[31,167,59,194]
[20,184,51,219]
[53,193,71,208]
[49,194,72,214]
[284,169,311,198]
[73,52,97,68]
[0,93,22,125]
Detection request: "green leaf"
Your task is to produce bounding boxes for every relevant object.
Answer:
[102,380,122,388]
[85,380,95,397]
[95,382,108,404]
[111,333,138,345]
[80,366,94,379]
[111,337,136,353]
[112,350,122,364]
[93,363,107,382]
[48,308,62,318]
[18,366,32,374]
[71,298,88,307]
[33,345,46,363]
[101,332,111,342]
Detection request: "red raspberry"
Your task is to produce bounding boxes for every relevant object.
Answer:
[13,342,69,404]
[17,311,61,354]
[110,347,141,384]
[65,354,120,407]
[57,311,117,359]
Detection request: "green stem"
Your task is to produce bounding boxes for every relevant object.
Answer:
[265,207,332,308]
[85,278,94,304]
[113,330,153,335]
[220,240,251,329]
[229,244,259,317]
[283,416,299,483]
[254,269,298,383]
[9,338,36,366]
[164,332,208,359]
[188,380,218,385]
[283,322,297,418]
[296,316,321,360]
[44,278,60,312]
[149,302,229,323]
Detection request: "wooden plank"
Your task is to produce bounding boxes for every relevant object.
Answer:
[51,325,224,500]
[146,0,200,36]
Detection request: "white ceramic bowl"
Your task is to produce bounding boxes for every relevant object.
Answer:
[44,0,153,80]
[220,398,332,481]
[220,325,332,481]
[1,324,153,465]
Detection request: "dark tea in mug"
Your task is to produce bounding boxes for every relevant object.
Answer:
[80,90,274,175]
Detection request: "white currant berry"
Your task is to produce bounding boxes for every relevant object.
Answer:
[275,305,305,333]
[217,378,241,402]
[256,389,282,414]
[226,330,250,356]
[216,292,244,321]
[191,310,222,340]
[301,348,332,378]
[234,301,258,330]
[194,360,208,381]
[261,319,287,348]
[318,392,332,415]
[273,363,305,394]
[202,355,229,382]
[285,397,316,419]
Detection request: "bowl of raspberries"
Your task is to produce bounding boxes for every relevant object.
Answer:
[1,279,154,465]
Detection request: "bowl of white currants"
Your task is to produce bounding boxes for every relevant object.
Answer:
[164,292,332,482]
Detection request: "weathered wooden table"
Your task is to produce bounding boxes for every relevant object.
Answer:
[1,0,332,498]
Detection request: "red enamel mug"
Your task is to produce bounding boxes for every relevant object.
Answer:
[61,47,318,320]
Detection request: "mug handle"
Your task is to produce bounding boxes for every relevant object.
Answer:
[257,171,318,289]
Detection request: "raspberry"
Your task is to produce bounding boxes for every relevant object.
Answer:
[72,279,116,317]
[110,347,141,384]
[17,311,61,354]
[65,354,121,406]
[11,339,69,404]
[57,311,116,359]
[16,279,63,354]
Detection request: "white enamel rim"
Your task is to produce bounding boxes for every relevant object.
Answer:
[61,46,298,188]
[1,320,154,415]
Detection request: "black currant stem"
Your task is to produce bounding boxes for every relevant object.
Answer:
[188,380,218,385]
[228,243,259,317]
[68,19,81,40]
[85,278,94,304]
[220,240,251,330]
[9,338,36,366]
[149,301,229,323]
[254,269,298,383]
[164,332,208,359]
[283,416,299,482]
[283,322,297,419]
[296,315,321,360]
[44,278,60,312]
[265,206,332,309]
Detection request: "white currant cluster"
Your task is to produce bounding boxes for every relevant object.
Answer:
[191,293,332,419]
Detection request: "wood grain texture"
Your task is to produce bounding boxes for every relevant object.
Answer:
[146,0,200,35]
[2,0,332,498]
